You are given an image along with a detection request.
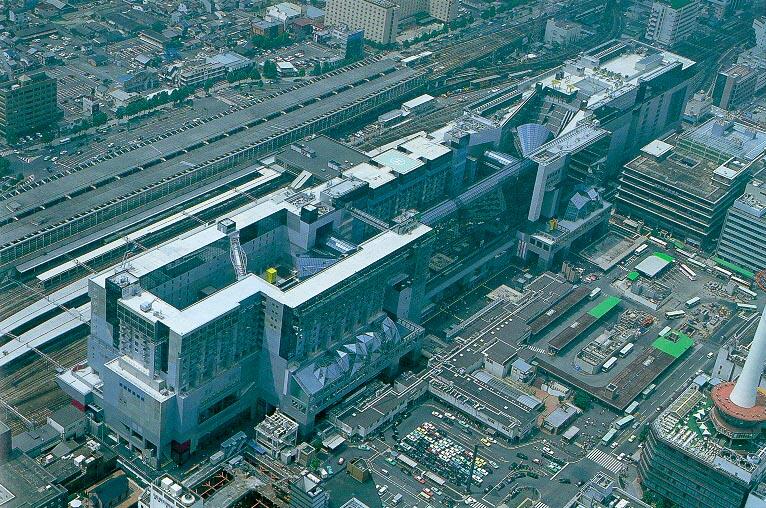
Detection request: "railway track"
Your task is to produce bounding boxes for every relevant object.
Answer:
[0,332,87,434]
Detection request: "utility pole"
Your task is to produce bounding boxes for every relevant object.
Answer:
[465,443,478,493]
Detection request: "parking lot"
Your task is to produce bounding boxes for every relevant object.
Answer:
[323,397,623,508]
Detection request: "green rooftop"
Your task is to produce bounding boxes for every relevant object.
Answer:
[653,331,694,358]
[653,252,675,263]
[713,257,754,279]
[588,296,621,319]
[627,271,640,281]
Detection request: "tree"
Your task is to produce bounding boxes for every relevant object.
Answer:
[0,156,9,178]
[572,390,592,411]
[638,424,650,442]
[92,111,108,126]
[311,61,322,76]
[262,59,279,79]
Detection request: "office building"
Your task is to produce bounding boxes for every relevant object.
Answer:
[428,0,458,22]
[717,180,766,274]
[0,72,59,143]
[290,474,329,508]
[713,64,758,111]
[617,123,758,248]
[645,0,700,47]
[325,0,399,45]
[676,117,766,164]
[755,17,766,52]
[177,62,227,88]
[705,0,748,21]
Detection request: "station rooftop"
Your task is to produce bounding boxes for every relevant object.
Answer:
[537,40,694,112]
[275,135,369,181]
[0,59,419,255]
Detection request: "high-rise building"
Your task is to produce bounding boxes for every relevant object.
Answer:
[755,17,766,52]
[639,309,766,508]
[713,64,758,111]
[645,0,700,47]
[325,0,400,45]
[58,159,434,464]
[0,72,59,143]
[717,180,766,274]
[428,0,458,22]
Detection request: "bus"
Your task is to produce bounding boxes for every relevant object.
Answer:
[589,287,602,300]
[737,303,758,312]
[665,310,686,319]
[676,248,693,259]
[685,297,701,308]
[687,258,707,270]
[714,266,732,280]
[732,276,752,288]
[618,343,634,357]
[634,243,648,255]
[602,357,618,372]
[649,236,668,249]
[680,264,697,281]
[738,286,758,300]
[601,428,617,446]
[625,401,640,414]
[642,383,657,398]
[659,326,672,337]
[613,415,635,430]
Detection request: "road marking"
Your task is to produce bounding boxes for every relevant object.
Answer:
[534,502,551,508]
[586,449,625,474]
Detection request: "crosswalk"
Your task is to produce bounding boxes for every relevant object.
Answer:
[533,502,551,508]
[470,501,491,508]
[527,345,549,355]
[587,448,625,474]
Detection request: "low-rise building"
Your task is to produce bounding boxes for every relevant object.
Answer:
[544,19,583,46]
[254,411,299,459]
